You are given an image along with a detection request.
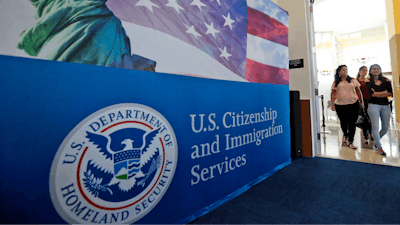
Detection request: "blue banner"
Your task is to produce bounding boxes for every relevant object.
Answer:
[0,55,291,224]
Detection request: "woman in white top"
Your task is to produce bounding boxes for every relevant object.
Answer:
[331,65,364,149]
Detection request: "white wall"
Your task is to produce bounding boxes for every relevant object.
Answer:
[316,48,335,119]
[276,0,313,100]
[275,0,321,158]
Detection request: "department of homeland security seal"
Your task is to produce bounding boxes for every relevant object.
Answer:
[50,103,178,224]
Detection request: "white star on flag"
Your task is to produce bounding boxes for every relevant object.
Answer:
[165,0,185,13]
[204,22,220,39]
[105,0,290,84]
[185,24,202,39]
[222,13,235,30]
[190,0,207,12]
[219,46,232,61]
[135,0,160,13]
[210,0,221,5]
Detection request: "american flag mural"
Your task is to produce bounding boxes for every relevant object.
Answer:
[106,0,289,85]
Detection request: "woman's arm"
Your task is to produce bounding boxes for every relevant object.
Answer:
[355,87,364,106]
[372,90,392,98]
[366,81,374,97]
[386,79,394,97]
[371,90,384,97]
[331,83,336,111]
[371,80,393,98]
[379,90,393,98]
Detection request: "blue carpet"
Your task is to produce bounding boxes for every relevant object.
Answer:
[189,157,400,224]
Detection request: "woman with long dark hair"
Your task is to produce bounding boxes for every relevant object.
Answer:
[331,65,364,149]
[366,64,393,156]
[357,66,373,144]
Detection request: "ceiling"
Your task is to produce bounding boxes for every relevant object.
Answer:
[312,0,387,35]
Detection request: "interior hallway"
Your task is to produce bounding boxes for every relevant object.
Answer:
[319,112,400,167]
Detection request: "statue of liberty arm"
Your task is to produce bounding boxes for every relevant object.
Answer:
[18,0,156,72]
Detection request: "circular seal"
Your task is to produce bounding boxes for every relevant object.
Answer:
[50,103,178,224]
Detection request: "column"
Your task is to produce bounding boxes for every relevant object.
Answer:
[385,0,400,128]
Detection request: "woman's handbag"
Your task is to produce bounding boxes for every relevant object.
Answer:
[355,104,371,129]
[352,80,368,126]
[355,105,365,126]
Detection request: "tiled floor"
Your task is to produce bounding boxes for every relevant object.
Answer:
[319,116,400,167]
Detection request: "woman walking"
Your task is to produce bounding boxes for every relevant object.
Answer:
[331,65,364,149]
[357,66,373,144]
[367,64,393,156]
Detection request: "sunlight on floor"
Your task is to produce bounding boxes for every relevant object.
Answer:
[319,119,400,167]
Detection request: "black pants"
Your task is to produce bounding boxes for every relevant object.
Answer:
[361,99,372,139]
[335,101,359,143]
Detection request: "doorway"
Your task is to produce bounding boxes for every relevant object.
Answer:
[312,0,400,166]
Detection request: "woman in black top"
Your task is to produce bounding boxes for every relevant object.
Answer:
[366,64,393,156]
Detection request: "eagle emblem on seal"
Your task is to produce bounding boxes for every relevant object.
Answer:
[83,127,162,196]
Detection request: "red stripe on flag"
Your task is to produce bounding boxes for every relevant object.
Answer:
[247,7,289,47]
[245,58,289,85]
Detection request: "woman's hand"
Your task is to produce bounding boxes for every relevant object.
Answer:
[371,89,390,98]
[377,90,389,98]
[331,104,335,111]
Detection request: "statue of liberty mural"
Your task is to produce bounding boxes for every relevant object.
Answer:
[18,0,156,71]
